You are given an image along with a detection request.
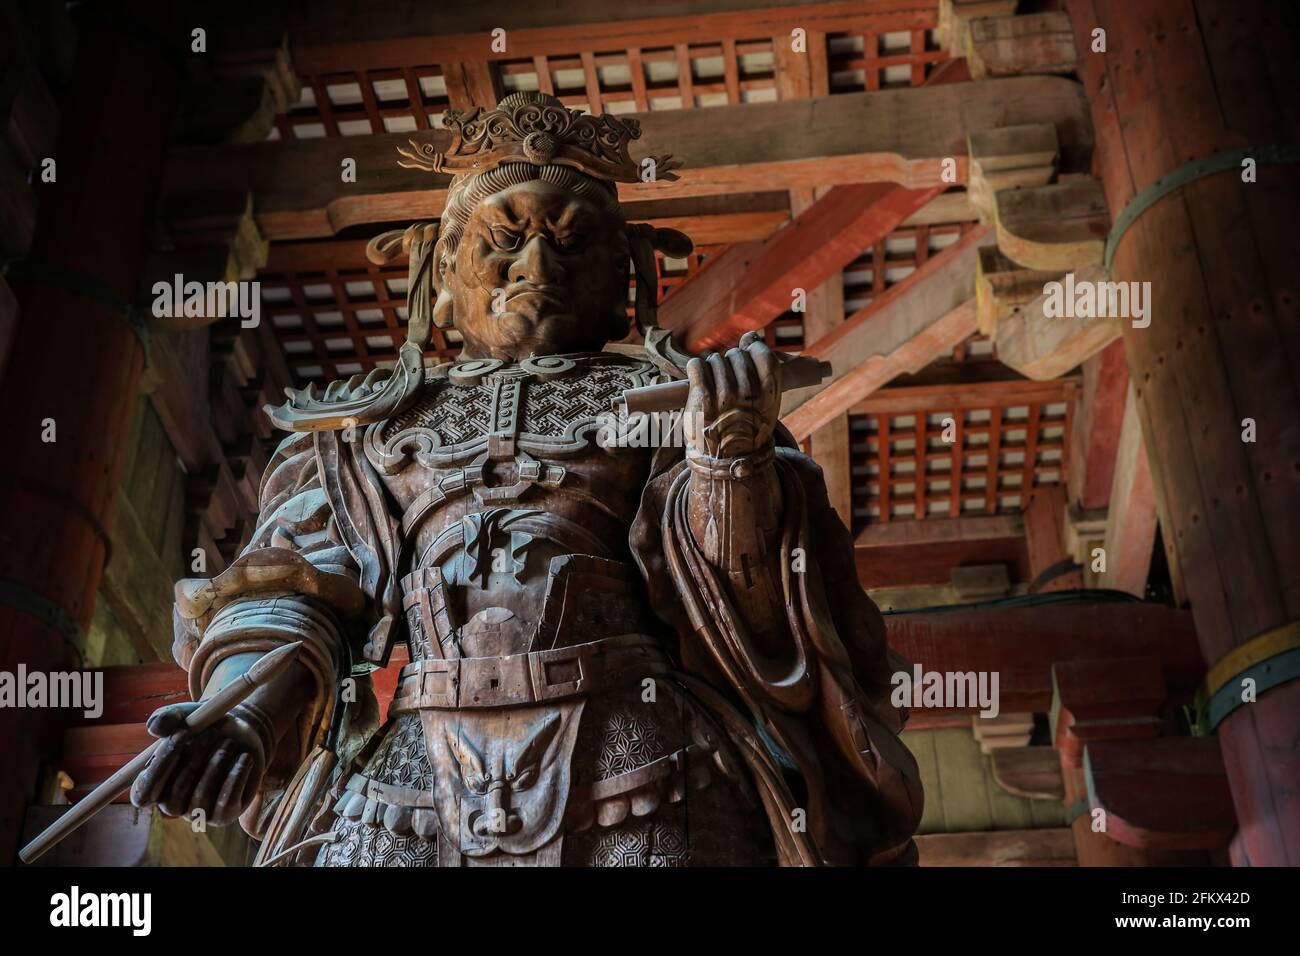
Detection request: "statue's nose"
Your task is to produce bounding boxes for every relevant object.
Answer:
[472,783,522,836]
[508,236,562,286]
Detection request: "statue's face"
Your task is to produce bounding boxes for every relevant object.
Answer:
[448,178,629,359]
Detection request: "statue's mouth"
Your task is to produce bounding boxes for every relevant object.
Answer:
[505,284,565,308]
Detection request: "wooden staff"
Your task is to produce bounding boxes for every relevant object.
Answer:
[19,641,304,864]
[618,355,832,414]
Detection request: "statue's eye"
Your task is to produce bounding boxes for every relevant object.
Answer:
[554,233,582,253]
[490,227,522,251]
[511,767,537,791]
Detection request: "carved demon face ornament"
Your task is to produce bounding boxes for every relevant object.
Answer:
[423,704,584,858]
[448,179,631,360]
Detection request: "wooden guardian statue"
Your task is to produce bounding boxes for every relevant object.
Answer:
[129,91,924,866]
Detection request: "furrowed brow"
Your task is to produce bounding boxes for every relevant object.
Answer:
[481,198,522,227]
[551,204,589,233]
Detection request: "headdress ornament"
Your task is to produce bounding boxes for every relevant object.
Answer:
[395,91,681,184]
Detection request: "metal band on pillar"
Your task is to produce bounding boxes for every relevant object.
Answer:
[0,474,116,565]
[1029,557,1085,594]
[0,258,152,351]
[0,579,86,659]
[1104,144,1300,278]
[1191,620,1300,735]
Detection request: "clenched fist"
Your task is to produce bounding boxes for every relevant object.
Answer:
[684,331,782,460]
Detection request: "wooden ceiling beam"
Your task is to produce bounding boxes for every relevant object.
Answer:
[1024,484,1083,592]
[662,181,945,351]
[858,537,1030,589]
[965,11,1078,80]
[441,60,504,112]
[1066,339,1127,512]
[164,76,1091,240]
[850,374,1077,416]
[780,224,992,440]
[856,513,1024,549]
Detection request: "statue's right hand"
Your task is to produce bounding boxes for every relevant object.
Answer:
[129,701,272,826]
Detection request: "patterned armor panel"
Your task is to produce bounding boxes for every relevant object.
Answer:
[318,687,772,866]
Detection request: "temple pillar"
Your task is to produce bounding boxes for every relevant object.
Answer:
[0,2,178,859]
[1065,0,1300,864]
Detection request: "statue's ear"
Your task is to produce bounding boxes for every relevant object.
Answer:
[432,287,455,329]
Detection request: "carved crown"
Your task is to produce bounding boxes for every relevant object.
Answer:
[396,91,681,184]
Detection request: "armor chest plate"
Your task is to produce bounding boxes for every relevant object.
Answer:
[365,353,662,466]
[361,353,666,542]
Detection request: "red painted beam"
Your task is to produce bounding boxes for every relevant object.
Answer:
[1051,656,1165,766]
[856,537,1031,589]
[885,601,1203,715]
[1084,738,1236,851]
[662,181,945,352]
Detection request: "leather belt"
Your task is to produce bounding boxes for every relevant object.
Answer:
[390,633,670,711]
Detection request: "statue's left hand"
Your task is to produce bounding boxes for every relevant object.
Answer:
[684,331,782,460]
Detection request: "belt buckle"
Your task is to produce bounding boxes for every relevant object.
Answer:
[529,644,587,700]
[418,658,459,708]
[460,653,534,707]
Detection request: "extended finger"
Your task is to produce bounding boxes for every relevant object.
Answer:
[191,740,237,821]
[748,338,780,402]
[214,753,255,826]
[145,702,199,739]
[130,735,183,808]
[706,351,735,409]
[159,732,215,817]
[726,346,759,404]
[686,355,716,423]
